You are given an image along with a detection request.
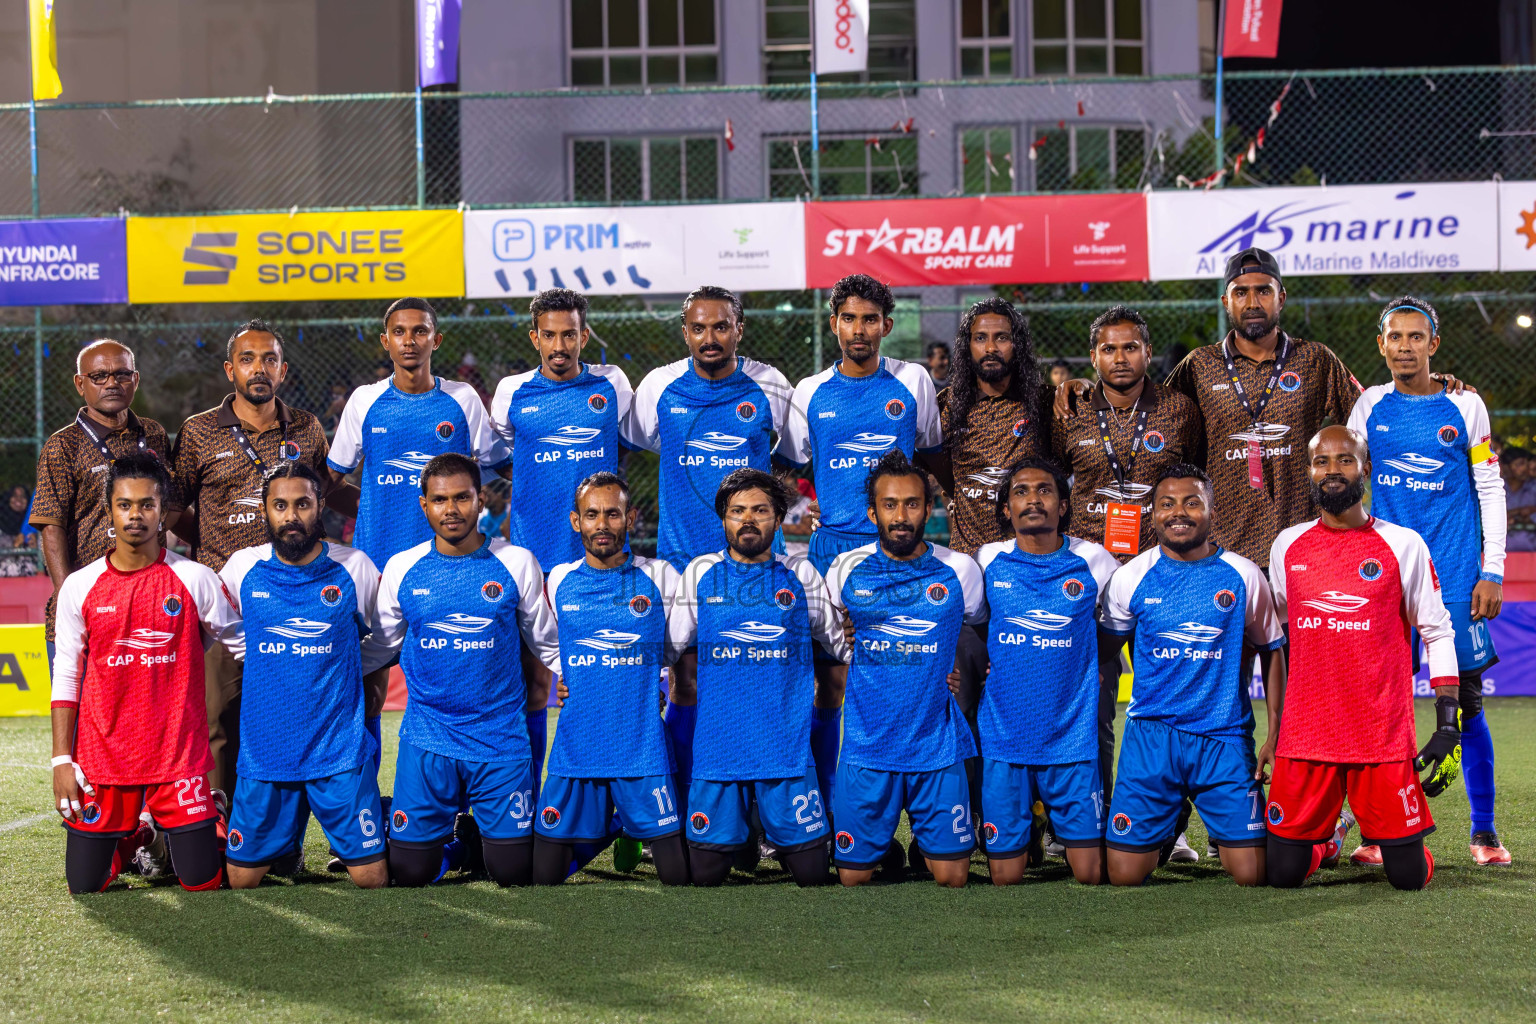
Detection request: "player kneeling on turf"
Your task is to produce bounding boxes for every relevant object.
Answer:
[532,472,690,885]
[972,459,1120,885]
[1263,426,1457,890]
[825,452,987,888]
[375,454,560,887]
[1098,465,1285,887]
[218,462,393,889]
[51,453,240,894]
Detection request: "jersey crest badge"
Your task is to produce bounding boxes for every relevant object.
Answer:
[227,828,244,851]
[884,398,906,421]
[588,393,608,414]
[1142,430,1165,453]
[162,595,183,617]
[1062,578,1085,601]
[981,822,998,845]
[835,831,855,853]
[541,807,561,827]
[482,581,505,604]
[1011,417,1030,438]
[1266,802,1285,826]
[690,811,710,834]
[628,594,652,617]
[925,582,949,605]
[392,809,409,831]
[1358,558,1384,582]
[1437,424,1460,447]
[735,401,757,423]
[1111,813,1132,836]
[1278,371,1301,392]
[279,440,301,461]
[775,588,797,610]
[1213,589,1236,611]
[81,802,101,825]
[435,421,455,442]
[320,584,342,607]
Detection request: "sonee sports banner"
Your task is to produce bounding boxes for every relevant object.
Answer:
[126,210,464,304]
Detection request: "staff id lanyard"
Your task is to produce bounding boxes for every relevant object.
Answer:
[227,420,293,477]
[1221,334,1291,489]
[75,410,146,463]
[1094,393,1150,555]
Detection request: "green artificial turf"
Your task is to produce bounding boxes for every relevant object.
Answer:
[0,702,1532,1023]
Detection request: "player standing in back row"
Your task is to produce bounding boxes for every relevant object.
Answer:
[50,452,239,894]
[1347,296,1508,867]
[1265,426,1460,890]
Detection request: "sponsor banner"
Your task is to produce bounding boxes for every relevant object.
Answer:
[0,218,127,306]
[126,210,463,304]
[0,624,50,716]
[804,194,1148,288]
[464,203,805,298]
[814,0,870,75]
[1148,182,1498,281]
[1221,0,1283,59]
[417,0,462,87]
[1497,181,1536,271]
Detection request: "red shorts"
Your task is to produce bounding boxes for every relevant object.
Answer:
[67,774,219,837]
[1266,757,1434,845]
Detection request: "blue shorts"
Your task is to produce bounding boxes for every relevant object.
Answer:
[979,758,1104,859]
[226,763,385,867]
[832,761,974,868]
[810,529,871,578]
[390,739,535,845]
[536,774,683,842]
[688,770,829,853]
[1107,718,1266,852]
[1443,600,1498,674]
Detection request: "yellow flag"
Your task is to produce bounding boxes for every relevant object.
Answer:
[29,0,61,100]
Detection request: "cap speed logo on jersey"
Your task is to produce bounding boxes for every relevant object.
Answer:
[1437,424,1460,447]
[392,809,409,831]
[690,812,710,834]
[835,831,854,852]
[1062,578,1085,601]
[735,401,757,423]
[320,584,342,607]
[1359,558,1384,582]
[279,440,301,461]
[541,807,561,827]
[925,582,949,605]
[227,828,244,851]
[884,398,906,421]
[162,595,183,617]
[1111,813,1132,836]
[1278,371,1302,392]
[1213,589,1236,610]
[1011,417,1030,438]
[1266,802,1285,826]
[628,594,652,617]
[1142,430,1166,453]
[774,588,797,610]
[435,421,455,441]
[482,581,505,604]
[587,393,607,414]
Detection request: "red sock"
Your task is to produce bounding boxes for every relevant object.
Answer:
[1305,843,1325,880]
[1421,848,1435,889]
[178,867,224,892]
[98,850,123,893]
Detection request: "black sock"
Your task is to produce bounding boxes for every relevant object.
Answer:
[689,847,735,887]
[781,845,830,887]
[481,838,532,887]
[1266,838,1315,888]
[65,831,121,895]
[166,823,224,890]
[531,837,573,886]
[388,842,444,887]
[1381,840,1429,891]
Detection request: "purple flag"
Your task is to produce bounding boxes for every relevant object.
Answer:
[417,0,462,88]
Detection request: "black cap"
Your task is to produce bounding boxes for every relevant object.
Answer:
[1222,247,1282,289]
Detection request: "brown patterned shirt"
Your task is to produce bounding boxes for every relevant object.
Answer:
[171,395,331,572]
[1051,380,1202,562]
[937,382,1050,555]
[1165,331,1361,568]
[29,408,174,640]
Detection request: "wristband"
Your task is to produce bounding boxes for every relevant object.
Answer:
[1435,695,1459,731]
[50,754,74,768]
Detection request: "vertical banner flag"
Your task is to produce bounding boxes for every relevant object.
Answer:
[1221,0,1283,59]
[417,0,462,87]
[814,0,870,75]
[28,0,62,100]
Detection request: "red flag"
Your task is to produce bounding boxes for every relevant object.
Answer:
[1222,0,1283,58]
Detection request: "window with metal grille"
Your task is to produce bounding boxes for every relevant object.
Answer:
[569,0,720,87]
[767,133,920,198]
[959,0,1013,79]
[1030,0,1145,77]
[571,136,721,201]
[1030,124,1146,191]
[960,126,1016,194]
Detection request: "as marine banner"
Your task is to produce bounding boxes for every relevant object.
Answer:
[126,210,464,304]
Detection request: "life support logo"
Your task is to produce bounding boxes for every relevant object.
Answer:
[541,807,561,827]
[1277,371,1302,392]
[435,421,455,442]
[1213,589,1237,611]
[227,828,244,851]
[1062,578,1085,601]
[1437,424,1460,447]
[162,595,183,618]
[1359,558,1384,582]
[981,822,998,845]
[392,809,409,831]
[1111,813,1132,836]
[884,398,906,421]
[925,582,949,606]
[835,831,854,852]
[279,440,301,461]
[1011,417,1030,438]
[629,594,652,617]
[690,812,710,834]
[81,802,101,825]
[1266,802,1285,826]
[587,393,607,414]
[482,581,505,604]
[735,401,757,424]
[320,584,343,608]
[775,588,797,610]
[1142,430,1165,453]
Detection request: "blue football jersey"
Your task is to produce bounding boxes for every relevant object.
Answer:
[775,357,942,543]
[669,551,847,781]
[327,377,511,569]
[975,536,1120,765]
[220,542,393,782]
[546,554,678,779]
[825,543,987,773]
[376,536,559,762]
[490,363,636,571]
[1100,547,1284,742]
[630,356,792,571]
[1347,384,1506,603]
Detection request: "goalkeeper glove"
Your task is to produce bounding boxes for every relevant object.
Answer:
[1414,695,1462,798]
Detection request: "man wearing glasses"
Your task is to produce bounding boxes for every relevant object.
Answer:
[30,339,178,667]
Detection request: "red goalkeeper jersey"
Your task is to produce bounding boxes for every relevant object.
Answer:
[1268,517,1457,764]
[51,549,240,785]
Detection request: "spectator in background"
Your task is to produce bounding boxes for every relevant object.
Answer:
[1504,446,1536,552]
[1049,358,1073,388]
[458,351,492,408]
[926,341,951,386]
[477,475,512,541]
[779,478,815,557]
[1,486,31,545]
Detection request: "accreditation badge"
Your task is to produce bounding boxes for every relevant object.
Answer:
[1104,502,1143,556]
